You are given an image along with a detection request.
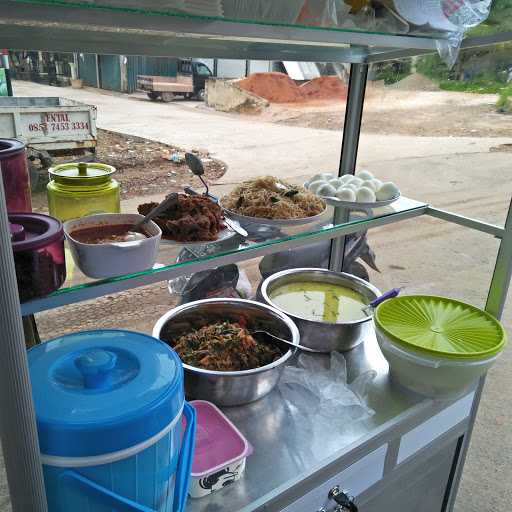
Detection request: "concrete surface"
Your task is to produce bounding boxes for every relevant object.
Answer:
[3,80,512,512]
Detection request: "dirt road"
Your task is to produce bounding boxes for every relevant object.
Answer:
[5,80,512,512]
[262,86,512,138]
[12,81,512,183]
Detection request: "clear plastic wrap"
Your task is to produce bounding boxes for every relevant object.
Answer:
[278,352,376,446]
[390,0,493,67]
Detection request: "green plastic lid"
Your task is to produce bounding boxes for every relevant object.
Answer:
[374,295,506,360]
[49,162,116,185]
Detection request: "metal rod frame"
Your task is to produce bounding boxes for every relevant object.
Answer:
[443,198,512,511]
[329,62,369,272]
[426,207,504,239]
[368,30,512,63]
[0,179,47,511]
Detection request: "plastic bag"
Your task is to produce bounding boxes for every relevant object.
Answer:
[169,262,252,304]
[278,352,376,446]
[389,0,492,66]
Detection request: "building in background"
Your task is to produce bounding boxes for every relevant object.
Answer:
[8,51,329,94]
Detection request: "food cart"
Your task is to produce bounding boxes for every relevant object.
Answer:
[1,3,511,512]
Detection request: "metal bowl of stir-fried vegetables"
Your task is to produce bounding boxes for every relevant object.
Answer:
[153,298,300,406]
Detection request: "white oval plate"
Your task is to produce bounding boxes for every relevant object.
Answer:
[221,204,329,227]
[303,183,400,209]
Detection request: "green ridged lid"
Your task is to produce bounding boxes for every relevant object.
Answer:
[374,295,506,360]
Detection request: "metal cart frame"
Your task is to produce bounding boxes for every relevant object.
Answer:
[1,5,512,511]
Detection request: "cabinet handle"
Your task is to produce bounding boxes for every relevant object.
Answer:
[328,486,358,512]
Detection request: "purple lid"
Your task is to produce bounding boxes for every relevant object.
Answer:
[0,139,25,160]
[9,213,63,252]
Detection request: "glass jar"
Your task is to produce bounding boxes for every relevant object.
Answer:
[9,213,66,302]
[47,162,120,221]
[0,138,32,213]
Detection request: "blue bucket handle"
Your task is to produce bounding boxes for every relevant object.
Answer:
[173,402,196,512]
[58,401,196,512]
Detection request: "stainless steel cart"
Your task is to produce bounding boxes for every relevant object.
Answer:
[1,4,511,512]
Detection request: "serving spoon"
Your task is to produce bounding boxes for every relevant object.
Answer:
[113,193,179,243]
[251,330,322,354]
[184,153,248,238]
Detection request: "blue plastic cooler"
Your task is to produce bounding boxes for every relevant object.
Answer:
[28,329,196,512]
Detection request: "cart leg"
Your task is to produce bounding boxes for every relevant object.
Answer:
[443,198,512,511]
[0,179,47,511]
[23,314,41,349]
[329,63,369,271]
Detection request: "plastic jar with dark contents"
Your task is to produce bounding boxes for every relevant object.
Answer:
[9,214,66,302]
[0,138,32,213]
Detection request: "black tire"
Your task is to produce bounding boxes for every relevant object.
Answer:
[161,92,175,103]
[147,92,159,101]
[197,89,206,101]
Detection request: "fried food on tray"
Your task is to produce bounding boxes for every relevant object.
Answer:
[221,176,325,220]
[138,194,224,242]
[172,321,283,371]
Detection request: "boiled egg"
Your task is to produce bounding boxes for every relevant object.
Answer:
[376,182,399,201]
[358,170,374,181]
[336,187,357,202]
[357,186,376,203]
[317,183,337,197]
[361,179,378,191]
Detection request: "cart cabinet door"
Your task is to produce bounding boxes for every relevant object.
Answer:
[360,438,459,512]
[281,445,387,512]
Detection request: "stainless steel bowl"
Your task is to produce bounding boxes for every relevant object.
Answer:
[152,298,300,406]
[259,268,381,353]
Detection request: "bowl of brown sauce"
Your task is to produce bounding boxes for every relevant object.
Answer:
[64,213,162,279]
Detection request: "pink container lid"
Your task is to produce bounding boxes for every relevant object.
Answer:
[189,400,251,476]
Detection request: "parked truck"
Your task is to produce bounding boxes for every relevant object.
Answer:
[137,60,213,102]
[0,96,97,188]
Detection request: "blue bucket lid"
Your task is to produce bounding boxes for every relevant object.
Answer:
[28,330,184,458]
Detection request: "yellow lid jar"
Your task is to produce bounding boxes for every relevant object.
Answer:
[47,162,121,221]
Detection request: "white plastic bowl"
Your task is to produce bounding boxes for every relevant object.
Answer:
[64,213,161,279]
[376,328,499,399]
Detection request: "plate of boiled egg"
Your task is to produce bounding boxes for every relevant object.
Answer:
[304,170,400,209]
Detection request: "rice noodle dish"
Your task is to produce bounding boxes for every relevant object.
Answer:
[222,176,325,220]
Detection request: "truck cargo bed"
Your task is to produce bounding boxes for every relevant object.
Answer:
[0,96,97,150]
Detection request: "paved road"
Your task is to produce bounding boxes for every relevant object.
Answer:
[6,81,512,512]
[12,80,512,183]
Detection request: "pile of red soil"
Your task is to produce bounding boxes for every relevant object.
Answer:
[237,72,303,103]
[300,76,347,101]
[237,72,347,104]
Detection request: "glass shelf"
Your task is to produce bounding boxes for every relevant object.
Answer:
[4,0,444,63]
[10,0,445,40]
[20,197,428,315]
